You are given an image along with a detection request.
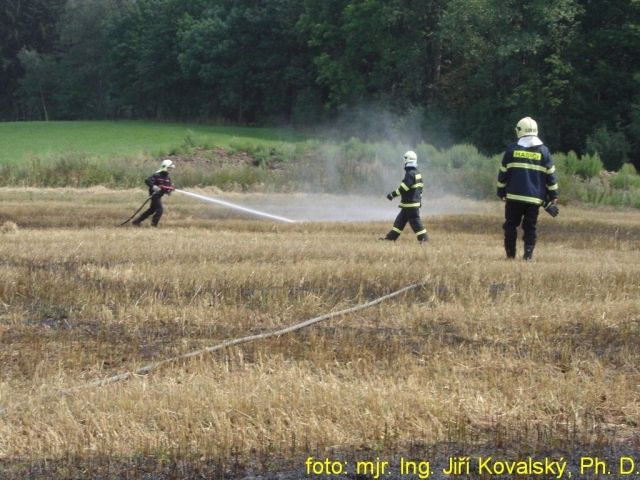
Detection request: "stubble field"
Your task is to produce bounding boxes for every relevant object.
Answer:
[1,188,640,478]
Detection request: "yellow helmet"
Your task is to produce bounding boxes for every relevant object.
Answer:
[515,117,538,138]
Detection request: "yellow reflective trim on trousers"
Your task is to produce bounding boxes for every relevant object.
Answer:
[547,165,556,174]
[513,150,542,161]
[392,227,402,234]
[507,162,547,173]
[506,193,543,205]
[411,183,423,188]
[499,166,507,172]
[415,229,427,236]
[399,202,420,208]
[400,182,410,191]
[497,182,506,188]
[547,183,559,191]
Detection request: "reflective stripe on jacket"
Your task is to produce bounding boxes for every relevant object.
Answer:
[497,143,558,205]
[390,167,423,208]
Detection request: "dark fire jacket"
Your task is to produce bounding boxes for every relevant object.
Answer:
[390,167,423,208]
[497,143,558,205]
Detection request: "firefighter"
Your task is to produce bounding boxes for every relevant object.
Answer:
[497,117,559,260]
[132,159,175,227]
[381,150,428,243]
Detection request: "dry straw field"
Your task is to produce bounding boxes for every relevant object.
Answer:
[1,187,640,477]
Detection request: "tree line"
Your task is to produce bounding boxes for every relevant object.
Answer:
[2,0,639,169]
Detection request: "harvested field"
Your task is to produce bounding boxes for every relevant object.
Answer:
[1,188,639,478]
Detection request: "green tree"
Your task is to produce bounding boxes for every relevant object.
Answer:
[15,49,56,120]
[298,0,446,111]
[0,0,65,119]
[105,0,206,118]
[440,0,582,152]
[569,0,640,170]
[178,0,317,123]
[586,126,630,171]
[51,0,123,118]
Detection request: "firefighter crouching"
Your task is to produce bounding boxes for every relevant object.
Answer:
[497,117,559,260]
[132,159,175,227]
[381,150,428,243]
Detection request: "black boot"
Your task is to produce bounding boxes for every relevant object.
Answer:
[504,237,516,259]
[523,245,534,261]
[380,230,399,241]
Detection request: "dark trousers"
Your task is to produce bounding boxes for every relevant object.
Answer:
[134,195,164,226]
[386,208,428,241]
[503,201,539,255]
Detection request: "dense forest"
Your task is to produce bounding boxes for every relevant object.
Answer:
[2,0,639,168]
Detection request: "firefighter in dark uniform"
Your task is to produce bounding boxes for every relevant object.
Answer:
[381,150,428,243]
[497,117,559,260]
[132,159,175,227]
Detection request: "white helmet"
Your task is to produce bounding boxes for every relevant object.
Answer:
[515,117,538,138]
[159,159,175,171]
[403,150,418,168]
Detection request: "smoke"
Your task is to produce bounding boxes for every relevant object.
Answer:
[287,103,477,217]
[315,102,453,148]
[177,105,485,223]
[183,192,487,223]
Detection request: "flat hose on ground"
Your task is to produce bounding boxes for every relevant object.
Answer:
[63,281,425,393]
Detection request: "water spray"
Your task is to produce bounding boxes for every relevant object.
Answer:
[174,189,296,223]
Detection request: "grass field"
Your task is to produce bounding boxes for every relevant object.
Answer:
[0,121,305,165]
[1,188,639,478]
[2,121,640,213]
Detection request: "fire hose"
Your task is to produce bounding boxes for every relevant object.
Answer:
[118,193,156,226]
[120,188,296,225]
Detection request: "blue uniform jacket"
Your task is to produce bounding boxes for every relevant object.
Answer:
[497,142,558,205]
[389,167,423,208]
[145,171,172,197]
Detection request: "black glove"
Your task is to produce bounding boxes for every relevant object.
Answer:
[543,200,559,217]
[386,193,394,201]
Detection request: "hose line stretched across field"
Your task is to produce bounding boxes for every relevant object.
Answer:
[64,281,425,393]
